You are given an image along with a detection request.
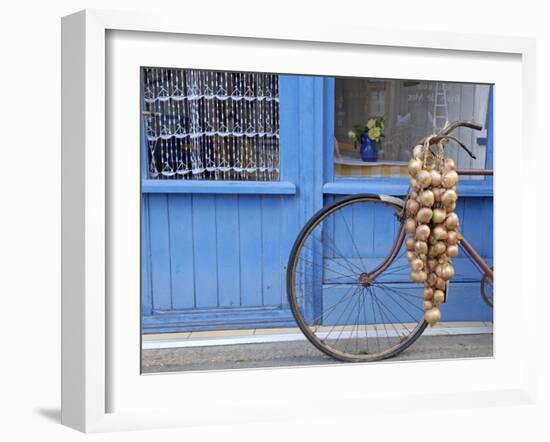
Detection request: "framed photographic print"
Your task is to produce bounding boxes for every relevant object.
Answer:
[61,9,537,433]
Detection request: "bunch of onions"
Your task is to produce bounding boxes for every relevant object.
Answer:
[405,142,461,326]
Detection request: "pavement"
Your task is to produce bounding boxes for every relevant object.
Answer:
[141,331,493,374]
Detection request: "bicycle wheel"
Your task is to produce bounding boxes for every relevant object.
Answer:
[287,194,428,362]
[480,270,493,308]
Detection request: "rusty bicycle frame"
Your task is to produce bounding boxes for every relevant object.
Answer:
[369,121,494,285]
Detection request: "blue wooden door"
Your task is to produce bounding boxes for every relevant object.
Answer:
[322,82,494,323]
[142,75,329,333]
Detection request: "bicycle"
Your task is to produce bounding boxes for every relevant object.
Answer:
[286,121,494,362]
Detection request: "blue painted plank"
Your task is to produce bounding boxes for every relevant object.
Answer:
[461,198,486,257]
[323,181,493,197]
[323,256,492,285]
[322,196,336,259]
[141,196,153,316]
[373,203,397,257]
[485,85,494,186]
[320,281,492,326]
[279,75,300,182]
[238,195,264,307]
[278,75,301,307]
[441,282,493,322]
[142,306,295,333]
[323,78,335,184]
[191,195,219,308]
[261,196,283,306]
[280,194,300,308]
[353,200,375,258]
[142,180,297,194]
[167,194,195,309]
[481,197,494,257]
[148,194,173,311]
[215,195,241,308]
[333,203,354,259]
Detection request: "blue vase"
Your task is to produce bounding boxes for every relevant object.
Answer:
[360,133,378,162]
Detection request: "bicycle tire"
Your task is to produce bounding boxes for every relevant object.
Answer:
[286,194,428,362]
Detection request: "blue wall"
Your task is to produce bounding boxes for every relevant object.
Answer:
[141,78,493,333]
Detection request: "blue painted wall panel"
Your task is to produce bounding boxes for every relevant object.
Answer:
[141,197,153,316]
[215,195,241,308]
[148,194,173,311]
[191,195,219,308]
[238,195,264,307]
[167,195,195,310]
[261,196,284,306]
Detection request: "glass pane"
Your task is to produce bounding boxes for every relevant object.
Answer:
[142,67,280,181]
[334,78,491,179]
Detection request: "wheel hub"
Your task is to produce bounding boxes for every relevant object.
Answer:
[359,272,372,288]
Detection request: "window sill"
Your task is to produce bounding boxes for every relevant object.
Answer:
[323,179,493,197]
[142,180,297,195]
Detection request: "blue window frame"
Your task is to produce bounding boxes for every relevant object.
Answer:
[322,79,494,198]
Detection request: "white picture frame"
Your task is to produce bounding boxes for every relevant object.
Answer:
[61,9,538,433]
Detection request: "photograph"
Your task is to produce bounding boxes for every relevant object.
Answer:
[140,68,494,372]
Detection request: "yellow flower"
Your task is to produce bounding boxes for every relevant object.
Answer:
[366,119,376,129]
[368,127,381,141]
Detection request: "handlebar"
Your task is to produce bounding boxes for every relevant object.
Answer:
[420,121,483,160]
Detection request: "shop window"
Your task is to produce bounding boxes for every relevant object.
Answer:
[142,68,280,181]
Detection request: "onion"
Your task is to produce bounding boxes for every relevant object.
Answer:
[412,145,424,160]
[405,237,416,251]
[410,270,428,283]
[442,170,458,188]
[444,212,459,230]
[408,159,423,177]
[447,231,460,245]
[435,277,446,290]
[406,199,420,216]
[432,225,448,241]
[415,240,428,255]
[416,170,432,189]
[416,208,433,224]
[429,241,447,257]
[419,190,435,207]
[427,272,438,286]
[411,258,424,271]
[447,244,459,257]
[424,300,434,310]
[443,158,456,172]
[433,187,445,203]
[423,287,434,300]
[440,263,455,280]
[432,208,446,224]
[427,259,438,271]
[441,189,458,208]
[405,218,417,234]
[433,289,445,305]
[415,224,431,241]
[406,251,416,262]
[430,170,442,187]
[424,307,441,326]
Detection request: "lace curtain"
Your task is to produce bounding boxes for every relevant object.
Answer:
[142,68,280,181]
